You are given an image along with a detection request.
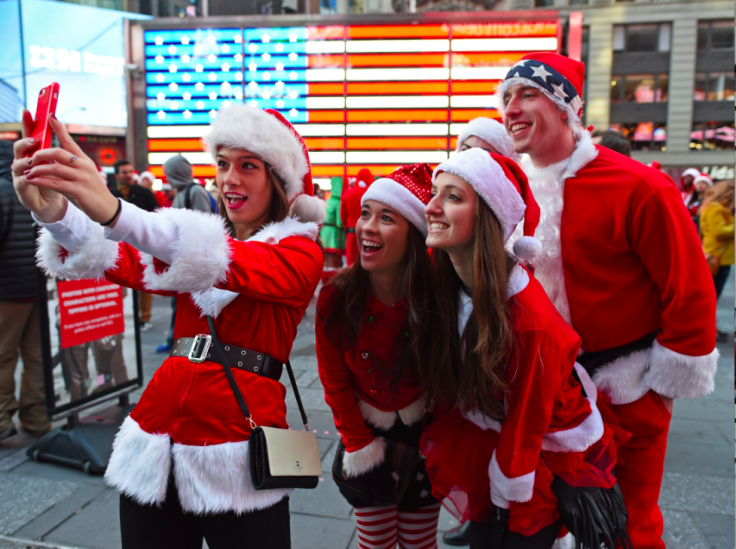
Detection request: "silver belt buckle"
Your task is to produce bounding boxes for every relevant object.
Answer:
[188,334,212,363]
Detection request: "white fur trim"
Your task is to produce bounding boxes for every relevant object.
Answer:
[173,440,290,514]
[541,397,603,452]
[693,174,713,187]
[552,533,575,549]
[681,168,700,179]
[290,194,325,224]
[343,437,387,478]
[574,363,597,405]
[434,147,526,241]
[362,178,429,237]
[140,208,231,293]
[507,263,529,298]
[462,409,502,433]
[456,117,521,162]
[508,131,598,325]
[591,348,652,405]
[249,215,319,245]
[36,224,119,281]
[488,449,534,509]
[357,397,425,430]
[645,340,719,400]
[512,235,542,260]
[203,104,308,200]
[104,416,171,505]
[189,288,239,318]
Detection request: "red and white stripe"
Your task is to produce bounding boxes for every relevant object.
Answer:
[355,506,398,549]
[397,503,441,549]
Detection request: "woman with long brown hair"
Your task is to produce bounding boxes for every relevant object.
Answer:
[12,105,324,548]
[421,149,625,548]
[317,164,440,549]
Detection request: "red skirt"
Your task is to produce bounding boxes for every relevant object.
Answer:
[420,396,628,537]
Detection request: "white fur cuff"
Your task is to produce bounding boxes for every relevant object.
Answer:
[140,208,231,293]
[541,399,604,453]
[488,450,534,509]
[645,340,719,400]
[343,437,387,478]
[36,224,119,280]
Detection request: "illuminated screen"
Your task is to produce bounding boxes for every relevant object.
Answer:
[143,21,558,182]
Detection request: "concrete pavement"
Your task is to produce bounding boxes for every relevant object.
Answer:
[0,272,733,549]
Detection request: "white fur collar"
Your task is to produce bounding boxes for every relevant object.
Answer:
[188,216,318,318]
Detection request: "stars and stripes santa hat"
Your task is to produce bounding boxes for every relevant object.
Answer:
[361,163,433,237]
[203,104,325,223]
[496,52,586,134]
[433,148,542,260]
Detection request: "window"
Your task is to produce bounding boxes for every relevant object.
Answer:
[535,0,554,7]
[690,121,735,151]
[569,0,588,5]
[611,74,668,103]
[693,72,735,101]
[612,24,671,53]
[698,20,735,50]
[612,122,667,151]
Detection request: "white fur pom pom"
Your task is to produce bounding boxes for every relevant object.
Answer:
[290,194,325,224]
[513,236,542,260]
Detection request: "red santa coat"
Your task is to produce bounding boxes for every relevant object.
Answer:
[37,205,323,515]
[316,284,424,476]
[421,265,617,535]
[514,133,718,405]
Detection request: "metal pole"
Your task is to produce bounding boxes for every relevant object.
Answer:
[17,0,28,110]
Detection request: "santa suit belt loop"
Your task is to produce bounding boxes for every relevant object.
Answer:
[577,330,660,379]
[168,337,284,381]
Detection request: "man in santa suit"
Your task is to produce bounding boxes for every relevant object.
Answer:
[498,52,719,548]
[340,168,373,265]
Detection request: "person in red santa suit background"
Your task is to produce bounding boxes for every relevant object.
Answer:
[341,168,374,265]
[318,163,440,549]
[12,105,325,549]
[421,148,627,549]
[497,52,719,548]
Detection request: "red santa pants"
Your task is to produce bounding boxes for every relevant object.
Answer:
[346,233,359,266]
[610,390,671,549]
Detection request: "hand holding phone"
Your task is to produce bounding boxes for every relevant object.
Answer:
[30,83,60,150]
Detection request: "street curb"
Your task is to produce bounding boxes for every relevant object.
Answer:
[0,535,85,549]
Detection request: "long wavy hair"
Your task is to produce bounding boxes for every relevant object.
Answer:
[321,224,432,394]
[424,196,517,420]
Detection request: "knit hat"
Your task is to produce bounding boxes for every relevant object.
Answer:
[456,117,521,163]
[202,104,324,223]
[681,168,701,180]
[356,168,374,189]
[361,164,433,238]
[496,52,586,132]
[433,148,541,260]
[694,174,713,187]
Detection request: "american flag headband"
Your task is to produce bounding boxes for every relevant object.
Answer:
[503,59,582,116]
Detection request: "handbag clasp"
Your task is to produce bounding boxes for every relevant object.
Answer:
[188,334,212,363]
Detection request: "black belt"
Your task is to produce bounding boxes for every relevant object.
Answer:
[346,227,355,234]
[577,330,660,378]
[169,336,283,381]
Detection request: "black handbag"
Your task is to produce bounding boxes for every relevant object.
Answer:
[550,477,631,549]
[331,437,420,506]
[206,315,322,491]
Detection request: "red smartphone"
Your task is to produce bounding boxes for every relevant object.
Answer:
[30,83,60,150]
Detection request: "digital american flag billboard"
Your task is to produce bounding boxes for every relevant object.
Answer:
[137,16,560,185]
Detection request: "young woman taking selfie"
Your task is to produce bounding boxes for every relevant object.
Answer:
[11,106,325,549]
[421,148,627,549]
[317,164,440,549]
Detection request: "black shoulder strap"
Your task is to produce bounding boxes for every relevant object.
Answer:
[206,315,310,431]
[184,183,197,210]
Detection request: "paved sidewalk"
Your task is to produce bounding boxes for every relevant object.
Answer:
[0,273,733,549]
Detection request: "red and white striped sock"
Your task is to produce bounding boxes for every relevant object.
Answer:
[354,505,398,549]
[397,503,441,549]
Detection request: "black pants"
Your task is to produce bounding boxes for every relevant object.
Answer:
[469,518,563,549]
[713,264,732,300]
[119,476,291,549]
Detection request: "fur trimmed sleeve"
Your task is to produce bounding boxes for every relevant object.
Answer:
[644,340,719,399]
[343,437,386,478]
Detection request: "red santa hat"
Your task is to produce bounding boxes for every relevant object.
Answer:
[456,117,521,162]
[433,148,541,260]
[648,161,662,170]
[496,52,585,132]
[361,164,433,237]
[356,168,374,188]
[694,173,713,187]
[202,104,325,223]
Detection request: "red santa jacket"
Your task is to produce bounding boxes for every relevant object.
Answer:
[515,132,718,405]
[316,284,424,476]
[340,183,370,230]
[37,205,323,515]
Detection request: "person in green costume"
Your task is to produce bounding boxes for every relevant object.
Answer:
[320,176,346,282]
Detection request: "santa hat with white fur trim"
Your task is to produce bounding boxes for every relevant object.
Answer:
[456,117,521,163]
[496,52,585,133]
[203,104,325,223]
[681,168,701,180]
[694,173,713,187]
[433,148,541,260]
[361,164,433,238]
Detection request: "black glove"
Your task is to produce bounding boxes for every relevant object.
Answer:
[489,505,510,548]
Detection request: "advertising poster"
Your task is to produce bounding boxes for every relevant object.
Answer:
[57,279,125,349]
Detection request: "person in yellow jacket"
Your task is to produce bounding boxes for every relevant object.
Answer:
[699,180,734,341]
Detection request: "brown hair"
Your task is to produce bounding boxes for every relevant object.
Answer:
[424,197,516,420]
[321,224,432,394]
[698,179,734,216]
[217,165,291,237]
